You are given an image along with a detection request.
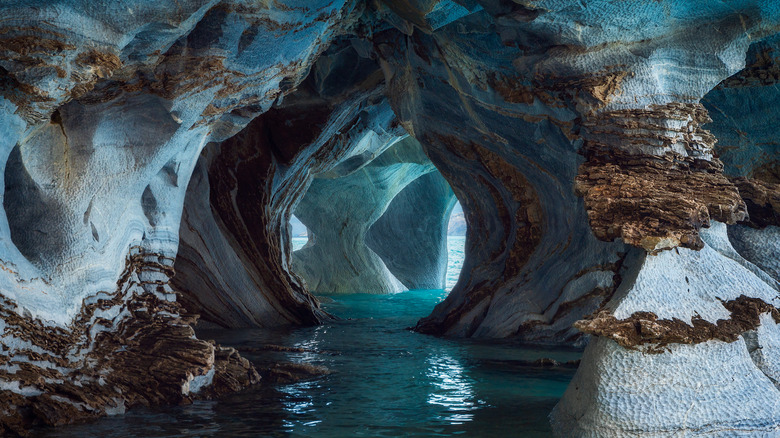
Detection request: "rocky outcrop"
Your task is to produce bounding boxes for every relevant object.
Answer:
[366,171,457,290]
[5,0,780,436]
[551,223,780,436]
[546,10,780,434]
[575,104,747,253]
[0,0,358,431]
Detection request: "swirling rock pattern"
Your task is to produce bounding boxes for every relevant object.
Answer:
[0,0,357,431]
[3,0,780,435]
[366,171,457,290]
[293,136,435,294]
[173,37,403,325]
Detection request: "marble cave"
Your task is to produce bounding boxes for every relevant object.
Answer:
[0,0,779,436]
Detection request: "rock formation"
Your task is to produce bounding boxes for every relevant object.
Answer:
[0,0,358,432]
[4,0,780,436]
[370,1,780,435]
[172,35,405,326]
[293,136,436,294]
[366,170,457,290]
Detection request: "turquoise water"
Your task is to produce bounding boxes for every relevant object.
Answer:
[42,237,578,437]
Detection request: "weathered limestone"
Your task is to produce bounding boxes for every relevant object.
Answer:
[551,224,780,436]
[293,136,435,294]
[0,0,358,431]
[4,0,780,436]
[537,3,780,435]
[173,36,409,326]
[366,171,457,290]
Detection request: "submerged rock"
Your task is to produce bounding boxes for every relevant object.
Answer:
[261,363,331,384]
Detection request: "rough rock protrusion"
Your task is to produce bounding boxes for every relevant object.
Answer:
[575,103,748,253]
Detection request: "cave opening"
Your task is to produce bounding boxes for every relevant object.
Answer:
[289,156,466,308]
[8,0,780,436]
[289,214,309,251]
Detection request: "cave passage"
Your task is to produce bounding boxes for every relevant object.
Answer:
[41,264,580,438]
[43,199,582,438]
[6,1,780,437]
[291,197,466,295]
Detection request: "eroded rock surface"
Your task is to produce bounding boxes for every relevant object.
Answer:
[366,171,457,290]
[293,136,435,294]
[4,0,780,436]
[0,0,358,431]
[173,36,408,324]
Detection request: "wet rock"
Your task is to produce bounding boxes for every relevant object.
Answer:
[262,363,331,384]
[237,345,312,354]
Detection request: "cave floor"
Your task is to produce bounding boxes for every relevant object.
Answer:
[35,289,580,437]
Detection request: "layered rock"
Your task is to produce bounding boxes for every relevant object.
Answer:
[371,0,780,435]
[172,34,408,326]
[0,0,358,431]
[374,7,630,343]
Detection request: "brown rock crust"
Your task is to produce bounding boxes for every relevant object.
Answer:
[730,177,780,228]
[0,250,260,436]
[576,103,747,253]
[574,295,780,352]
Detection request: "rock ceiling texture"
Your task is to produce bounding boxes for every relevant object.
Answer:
[0,0,780,435]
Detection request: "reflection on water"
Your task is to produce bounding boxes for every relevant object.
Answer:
[40,249,579,437]
[426,353,480,425]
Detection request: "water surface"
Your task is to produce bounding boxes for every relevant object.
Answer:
[43,236,578,437]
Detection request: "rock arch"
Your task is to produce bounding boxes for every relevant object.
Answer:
[3,1,780,436]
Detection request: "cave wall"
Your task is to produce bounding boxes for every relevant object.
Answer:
[374,7,631,343]
[0,0,359,431]
[292,136,436,294]
[2,0,780,436]
[703,35,780,289]
[173,37,408,326]
[370,0,780,435]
